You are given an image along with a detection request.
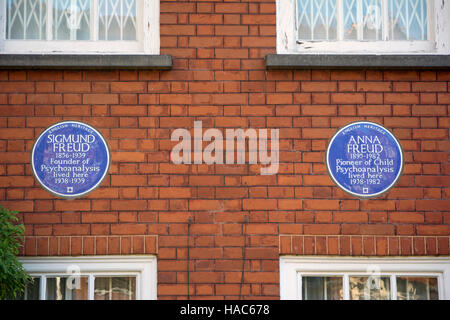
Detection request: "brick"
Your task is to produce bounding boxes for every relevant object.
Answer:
[437,93,450,104]
[304,224,340,235]
[357,82,392,92]
[334,212,368,223]
[111,200,148,211]
[110,129,146,139]
[189,14,223,25]
[385,93,419,104]
[243,199,277,210]
[189,200,223,211]
[331,93,365,104]
[266,93,292,104]
[412,82,447,92]
[215,25,248,36]
[112,152,146,162]
[110,224,147,235]
[241,15,276,25]
[302,105,337,116]
[278,199,302,210]
[413,129,448,139]
[389,212,424,223]
[53,224,90,236]
[304,200,339,210]
[302,81,337,92]
[27,94,62,104]
[417,225,450,236]
[54,200,90,211]
[0,82,34,93]
[55,82,91,93]
[416,200,450,211]
[83,94,118,104]
[360,225,395,235]
[160,187,192,199]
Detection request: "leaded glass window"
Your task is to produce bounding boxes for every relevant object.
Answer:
[297,0,429,42]
[1,0,159,54]
[299,275,440,300]
[6,0,137,41]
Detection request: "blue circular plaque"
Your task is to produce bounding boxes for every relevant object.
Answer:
[326,121,404,199]
[31,121,110,199]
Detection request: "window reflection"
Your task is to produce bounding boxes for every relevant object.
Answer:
[15,277,40,300]
[302,277,343,300]
[46,277,89,300]
[99,0,137,40]
[397,277,438,300]
[53,0,92,40]
[349,276,390,300]
[94,277,136,300]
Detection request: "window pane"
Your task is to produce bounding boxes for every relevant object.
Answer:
[94,277,136,300]
[15,277,40,300]
[6,0,47,39]
[53,0,91,40]
[344,0,382,40]
[397,277,438,300]
[302,277,343,300]
[297,0,338,40]
[388,0,428,40]
[99,0,137,40]
[350,276,390,300]
[46,277,88,300]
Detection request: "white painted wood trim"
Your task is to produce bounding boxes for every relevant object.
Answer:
[435,0,450,53]
[296,40,435,53]
[144,0,160,54]
[280,256,450,300]
[19,255,158,300]
[91,0,99,41]
[47,0,53,41]
[0,0,5,51]
[276,0,296,53]
[4,39,142,53]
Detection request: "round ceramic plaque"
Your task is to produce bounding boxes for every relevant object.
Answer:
[31,121,110,199]
[326,121,404,199]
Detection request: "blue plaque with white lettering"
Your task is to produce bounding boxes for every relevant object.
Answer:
[326,121,403,198]
[31,121,110,199]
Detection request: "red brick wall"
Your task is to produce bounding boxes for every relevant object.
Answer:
[0,0,449,300]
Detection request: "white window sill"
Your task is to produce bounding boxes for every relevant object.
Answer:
[265,54,450,70]
[0,53,172,70]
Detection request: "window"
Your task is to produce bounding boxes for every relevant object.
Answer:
[0,0,160,53]
[280,257,450,300]
[276,0,450,54]
[17,256,157,300]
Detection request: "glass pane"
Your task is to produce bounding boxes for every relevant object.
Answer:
[53,0,91,40]
[6,0,47,39]
[15,277,40,300]
[297,0,337,40]
[302,277,343,300]
[350,276,390,300]
[344,0,382,40]
[46,276,89,300]
[397,277,438,300]
[94,277,136,300]
[388,0,428,40]
[99,0,137,40]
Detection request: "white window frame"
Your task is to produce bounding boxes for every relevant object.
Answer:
[0,0,160,54]
[277,0,450,54]
[280,256,450,300]
[19,255,157,300]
